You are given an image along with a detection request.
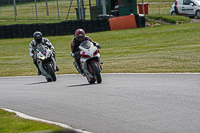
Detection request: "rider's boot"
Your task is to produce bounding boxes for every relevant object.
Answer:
[38,69,41,75]
[73,61,84,75]
[79,66,86,77]
[79,67,84,74]
[35,64,41,75]
[34,61,41,75]
[100,62,103,70]
[56,66,59,71]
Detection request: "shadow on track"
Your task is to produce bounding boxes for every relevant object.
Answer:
[67,83,96,87]
[26,81,49,85]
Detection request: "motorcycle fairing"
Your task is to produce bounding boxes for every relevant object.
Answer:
[36,45,57,79]
[79,40,102,79]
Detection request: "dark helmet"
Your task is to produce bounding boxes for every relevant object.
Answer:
[75,29,85,41]
[33,31,42,43]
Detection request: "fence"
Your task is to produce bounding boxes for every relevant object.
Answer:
[0,0,94,21]
[0,0,175,22]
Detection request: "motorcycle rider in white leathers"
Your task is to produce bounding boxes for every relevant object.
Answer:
[29,31,59,75]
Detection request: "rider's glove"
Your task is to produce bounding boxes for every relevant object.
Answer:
[33,54,37,61]
[51,48,55,53]
[50,48,53,51]
[74,51,80,59]
[93,42,101,49]
[96,45,101,49]
[93,42,96,45]
[46,42,51,47]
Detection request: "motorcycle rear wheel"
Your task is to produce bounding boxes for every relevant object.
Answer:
[91,62,102,84]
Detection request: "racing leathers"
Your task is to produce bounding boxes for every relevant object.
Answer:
[29,38,57,75]
[70,36,101,74]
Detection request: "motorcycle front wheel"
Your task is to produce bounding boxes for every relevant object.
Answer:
[46,64,56,82]
[91,62,102,84]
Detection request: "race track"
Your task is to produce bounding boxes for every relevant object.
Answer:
[0,73,200,133]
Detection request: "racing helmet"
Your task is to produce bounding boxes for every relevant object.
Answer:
[33,31,42,43]
[75,29,85,41]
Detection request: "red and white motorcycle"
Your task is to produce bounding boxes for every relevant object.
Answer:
[74,40,103,84]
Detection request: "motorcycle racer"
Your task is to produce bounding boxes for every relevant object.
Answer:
[70,29,101,74]
[29,31,59,75]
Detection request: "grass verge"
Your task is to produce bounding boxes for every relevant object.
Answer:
[0,109,65,133]
[1,20,200,77]
[146,15,192,24]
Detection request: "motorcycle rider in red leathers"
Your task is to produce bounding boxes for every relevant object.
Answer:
[70,29,101,75]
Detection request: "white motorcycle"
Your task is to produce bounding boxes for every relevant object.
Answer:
[36,45,57,82]
[74,40,103,84]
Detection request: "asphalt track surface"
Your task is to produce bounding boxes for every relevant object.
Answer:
[1,73,200,133]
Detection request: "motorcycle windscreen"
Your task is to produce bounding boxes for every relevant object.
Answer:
[37,45,46,53]
[80,41,93,49]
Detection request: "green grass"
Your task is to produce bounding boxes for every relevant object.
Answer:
[99,23,200,73]
[138,0,174,2]
[1,21,200,77]
[146,15,191,24]
[0,109,65,133]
